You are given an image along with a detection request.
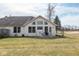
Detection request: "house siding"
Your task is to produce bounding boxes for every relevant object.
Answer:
[0,27,24,36]
[0,16,56,37]
[23,17,56,37]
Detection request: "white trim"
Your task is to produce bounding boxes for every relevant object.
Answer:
[23,16,56,26]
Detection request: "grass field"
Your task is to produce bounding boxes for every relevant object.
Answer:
[0,31,79,56]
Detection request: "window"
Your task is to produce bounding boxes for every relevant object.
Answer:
[37,21,43,25]
[13,27,17,33]
[32,22,35,25]
[33,27,36,33]
[18,27,21,33]
[28,27,31,33]
[28,27,36,33]
[45,22,48,25]
[37,26,43,30]
[49,27,51,32]
[13,27,21,33]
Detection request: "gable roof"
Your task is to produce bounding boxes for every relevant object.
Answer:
[0,16,56,27]
[23,15,56,26]
[37,16,56,25]
[0,16,35,27]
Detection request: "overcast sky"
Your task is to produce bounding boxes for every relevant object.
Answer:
[0,3,79,26]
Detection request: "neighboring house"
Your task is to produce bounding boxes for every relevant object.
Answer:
[0,15,56,37]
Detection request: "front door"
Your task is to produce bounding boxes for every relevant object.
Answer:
[45,26,48,35]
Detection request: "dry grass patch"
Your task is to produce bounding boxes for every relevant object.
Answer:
[0,31,79,55]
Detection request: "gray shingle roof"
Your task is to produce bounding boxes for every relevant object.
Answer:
[0,16,35,27]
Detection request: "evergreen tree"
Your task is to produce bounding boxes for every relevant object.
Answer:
[54,15,61,30]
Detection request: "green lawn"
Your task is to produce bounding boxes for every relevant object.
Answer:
[0,31,79,56]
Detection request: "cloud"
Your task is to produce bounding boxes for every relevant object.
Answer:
[54,4,79,26]
[0,3,79,26]
[55,4,79,17]
[0,3,48,17]
[5,3,47,15]
[60,15,79,26]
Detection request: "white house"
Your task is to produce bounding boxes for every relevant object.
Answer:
[0,15,56,37]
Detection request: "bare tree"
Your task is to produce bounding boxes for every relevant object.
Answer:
[47,3,56,21]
